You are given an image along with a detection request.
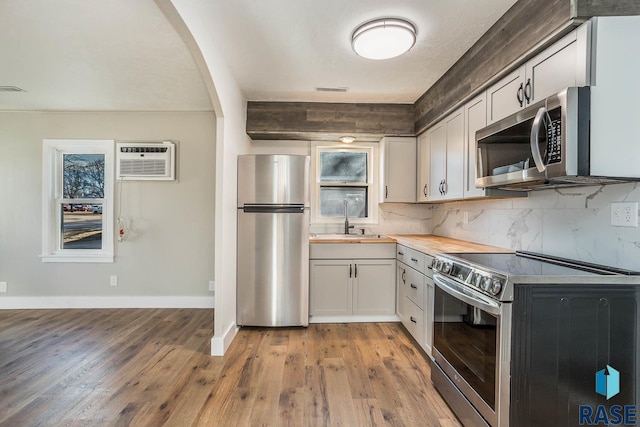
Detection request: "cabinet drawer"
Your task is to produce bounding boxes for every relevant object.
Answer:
[396,245,425,272]
[402,297,425,345]
[402,266,424,310]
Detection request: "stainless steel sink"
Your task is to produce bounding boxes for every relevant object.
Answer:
[310,233,386,239]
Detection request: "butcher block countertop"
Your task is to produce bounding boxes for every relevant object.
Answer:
[384,234,514,257]
[310,233,513,256]
[309,233,396,243]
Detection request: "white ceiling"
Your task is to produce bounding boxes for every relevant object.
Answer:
[0,0,518,111]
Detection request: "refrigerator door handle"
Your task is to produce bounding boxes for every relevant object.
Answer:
[242,204,305,213]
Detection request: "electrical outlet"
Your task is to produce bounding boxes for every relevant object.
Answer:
[611,202,639,227]
[208,280,215,292]
[110,275,118,287]
[0,282,7,293]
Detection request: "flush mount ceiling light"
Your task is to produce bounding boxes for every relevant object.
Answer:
[339,136,355,143]
[351,18,417,60]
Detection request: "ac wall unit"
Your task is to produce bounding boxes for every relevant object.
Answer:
[116,141,176,181]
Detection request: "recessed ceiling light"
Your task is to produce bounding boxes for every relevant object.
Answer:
[351,18,417,60]
[339,136,355,144]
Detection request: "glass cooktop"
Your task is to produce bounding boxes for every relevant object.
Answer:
[447,251,640,277]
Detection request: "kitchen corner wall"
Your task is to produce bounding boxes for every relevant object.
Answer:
[430,182,640,271]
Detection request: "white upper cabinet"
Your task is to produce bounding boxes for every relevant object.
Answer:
[463,93,488,199]
[487,24,590,125]
[426,108,464,201]
[379,137,416,203]
[416,132,430,202]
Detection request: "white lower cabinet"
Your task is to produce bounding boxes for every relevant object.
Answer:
[353,259,396,315]
[309,243,396,322]
[396,245,435,358]
[309,260,352,317]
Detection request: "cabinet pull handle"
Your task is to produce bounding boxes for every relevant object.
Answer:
[411,257,418,263]
[442,179,447,195]
[517,82,524,107]
[398,251,404,256]
[354,264,358,278]
[410,316,417,323]
[423,184,428,196]
[524,79,532,103]
[349,264,352,278]
[410,283,418,289]
[385,185,388,199]
[402,270,406,283]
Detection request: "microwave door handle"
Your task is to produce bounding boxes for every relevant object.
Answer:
[530,107,550,173]
[476,147,483,184]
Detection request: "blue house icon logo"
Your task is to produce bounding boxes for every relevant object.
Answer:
[596,365,620,400]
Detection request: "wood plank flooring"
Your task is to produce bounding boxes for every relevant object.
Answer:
[0,309,460,426]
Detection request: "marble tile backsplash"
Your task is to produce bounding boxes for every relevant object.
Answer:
[431,182,640,271]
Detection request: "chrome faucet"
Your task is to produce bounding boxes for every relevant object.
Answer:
[344,198,355,235]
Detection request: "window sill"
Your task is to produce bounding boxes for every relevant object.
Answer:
[40,253,114,263]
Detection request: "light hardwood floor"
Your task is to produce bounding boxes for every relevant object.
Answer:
[0,309,460,426]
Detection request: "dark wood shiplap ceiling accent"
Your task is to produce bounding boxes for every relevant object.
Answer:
[245,0,640,141]
[246,102,414,142]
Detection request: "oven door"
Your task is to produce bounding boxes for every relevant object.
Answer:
[432,273,511,427]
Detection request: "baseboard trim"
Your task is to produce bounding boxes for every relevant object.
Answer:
[309,314,400,324]
[0,296,215,309]
[210,321,238,356]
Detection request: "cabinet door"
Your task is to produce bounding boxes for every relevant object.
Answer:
[427,122,446,200]
[525,29,589,105]
[396,262,408,321]
[381,137,416,203]
[416,132,430,202]
[443,108,464,200]
[424,276,434,358]
[353,259,396,315]
[310,260,352,316]
[486,66,525,125]
[464,94,487,199]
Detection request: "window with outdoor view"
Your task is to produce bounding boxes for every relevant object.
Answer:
[42,140,114,262]
[314,147,375,223]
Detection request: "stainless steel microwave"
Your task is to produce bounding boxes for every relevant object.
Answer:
[475,87,632,190]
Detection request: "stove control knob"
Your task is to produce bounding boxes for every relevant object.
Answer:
[472,273,482,287]
[490,278,503,295]
[443,262,452,274]
[481,276,492,291]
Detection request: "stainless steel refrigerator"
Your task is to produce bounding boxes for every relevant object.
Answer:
[237,154,310,327]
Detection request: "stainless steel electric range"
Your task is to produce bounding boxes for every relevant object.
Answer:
[430,251,640,427]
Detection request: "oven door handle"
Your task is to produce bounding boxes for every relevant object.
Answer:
[433,273,502,316]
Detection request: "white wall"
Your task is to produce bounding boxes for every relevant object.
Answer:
[431,182,640,271]
[0,111,216,307]
[158,0,252,355]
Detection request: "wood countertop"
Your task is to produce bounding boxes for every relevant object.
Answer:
[309,233,512,256]
[384,234,513,257]
[309,234,396,243]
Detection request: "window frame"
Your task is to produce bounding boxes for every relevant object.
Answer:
[41,139,115,263]
[310,142,378,226]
